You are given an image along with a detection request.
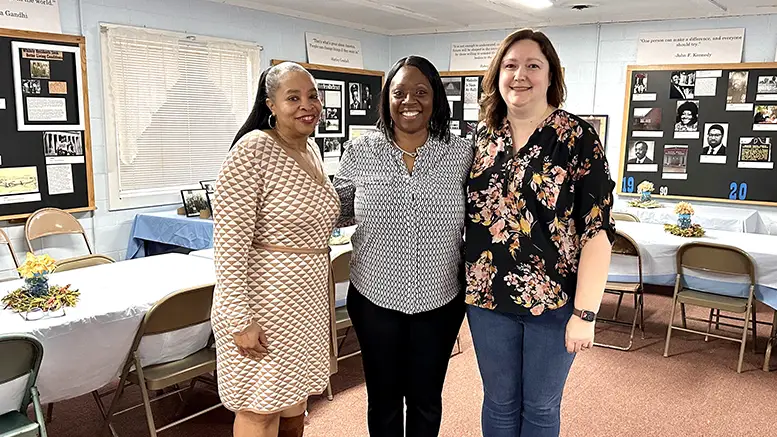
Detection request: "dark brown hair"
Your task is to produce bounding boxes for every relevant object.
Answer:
[480,28,566,131]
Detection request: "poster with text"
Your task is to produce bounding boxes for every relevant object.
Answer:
[315,79,345,138]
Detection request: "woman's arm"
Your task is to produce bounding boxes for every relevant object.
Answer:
[566,122,616,353]
[213,133,262,335]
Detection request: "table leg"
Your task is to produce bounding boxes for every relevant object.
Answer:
[763,310,777,372]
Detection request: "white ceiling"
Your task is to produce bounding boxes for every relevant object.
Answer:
[209,0,777,35]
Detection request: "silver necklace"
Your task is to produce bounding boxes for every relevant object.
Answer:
[392,140,418,158]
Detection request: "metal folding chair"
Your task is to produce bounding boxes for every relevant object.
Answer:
[0,333,47,437]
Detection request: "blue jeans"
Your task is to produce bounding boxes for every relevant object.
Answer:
[467,304,576,437]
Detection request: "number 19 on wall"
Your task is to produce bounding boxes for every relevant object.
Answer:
[621,177,634,193]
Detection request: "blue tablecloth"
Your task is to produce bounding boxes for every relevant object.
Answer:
[126,211,214,259]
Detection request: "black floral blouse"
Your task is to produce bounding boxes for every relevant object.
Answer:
[464,109,616,316]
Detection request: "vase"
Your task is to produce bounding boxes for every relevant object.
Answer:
[24,274,49,298]
[640,190,651,202]
[677,213,692,229]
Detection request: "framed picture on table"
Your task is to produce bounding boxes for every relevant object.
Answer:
[578,114,609,151]
[181,188,209,217]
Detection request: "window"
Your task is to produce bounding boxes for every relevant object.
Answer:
[101,24,260,210]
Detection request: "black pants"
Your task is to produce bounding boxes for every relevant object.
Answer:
[347,284,465,437]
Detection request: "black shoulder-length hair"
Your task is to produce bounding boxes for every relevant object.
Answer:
[376,55,450,143]
[231,67,274,148]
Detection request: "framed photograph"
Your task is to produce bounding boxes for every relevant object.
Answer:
[181,188,209,217]
[199,179,216,193]
[577,114,609,150]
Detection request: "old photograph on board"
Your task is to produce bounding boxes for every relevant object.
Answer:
[349,83,366,116]
[753,105,777,131]
[181,189,209,217]
[442,77,462,101]
[726,71,752,111]
[348,125,378,142]
[662,145,689,180]
[738,137,773,169]
[30,60,50,79]
[315,79,345,138]
[669,71,695,99]
[674,100,699,139]
[631,107,663,137]
[578,114,608,150]
[43,131,85,164]
[626,140,658,173]
[22,79,40,95]
[0,166,39,196]
[323,137,342,158]
[700,123,728,164]
[632,72,656,101]
[756,76,777,101]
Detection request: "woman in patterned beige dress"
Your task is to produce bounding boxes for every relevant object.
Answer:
[211,62,340,437]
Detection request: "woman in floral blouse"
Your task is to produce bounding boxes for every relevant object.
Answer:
[465,29,616,436]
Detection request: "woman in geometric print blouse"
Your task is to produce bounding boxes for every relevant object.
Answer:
[464,29,616,437]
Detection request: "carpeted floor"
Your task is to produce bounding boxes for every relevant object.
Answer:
[42,291,777,437]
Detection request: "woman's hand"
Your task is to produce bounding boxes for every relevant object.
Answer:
[233,322,269,359]
[565,315,594,354]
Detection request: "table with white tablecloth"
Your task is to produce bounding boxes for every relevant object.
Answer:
[613,199,760,233]
[609,221,777,309]
[0,253,216,414]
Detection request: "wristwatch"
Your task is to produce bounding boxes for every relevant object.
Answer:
[573,308,597,322]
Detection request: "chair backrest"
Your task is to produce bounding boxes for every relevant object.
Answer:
[331,250,351,284]
[0,228,20,272]
[676,241,756,285]
[52,254,115,273]
[25,208,92,254]
[611,230,643,283]
[612,212,640,222]
[0,334,44,413]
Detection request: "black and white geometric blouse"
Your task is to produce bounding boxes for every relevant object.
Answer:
[334,130,474,314]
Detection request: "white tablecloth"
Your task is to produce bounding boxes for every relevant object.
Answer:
[0,253,216,413]
[609,222,777,309]
[755,211,777,235]
[613,199,759,233]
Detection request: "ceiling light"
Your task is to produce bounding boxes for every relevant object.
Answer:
[512,0,554,9]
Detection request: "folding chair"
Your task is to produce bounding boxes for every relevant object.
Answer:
[326,250,356,401]
[99,284,220,436]
[52,254,115,273]
[0,228,20,273]
[611,212,640,222]
[25,208,93,255]
[0,333,47,437]
[594,230,645,351]
[663,242,757,373]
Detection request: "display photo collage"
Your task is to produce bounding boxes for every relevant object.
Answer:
[627,68,777,184]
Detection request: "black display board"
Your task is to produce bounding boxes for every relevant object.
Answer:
[439,70,484,141]
[271,59,383,175]
[618,62,777,206]
[0,28,94,221]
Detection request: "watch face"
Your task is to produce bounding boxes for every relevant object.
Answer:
[582,311,596,322]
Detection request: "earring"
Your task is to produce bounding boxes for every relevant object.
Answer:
[268,114,277,129]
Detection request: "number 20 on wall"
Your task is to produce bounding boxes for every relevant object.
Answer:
[729,182,748,200]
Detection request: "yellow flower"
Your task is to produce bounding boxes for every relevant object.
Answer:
[637,181,654,193]
[17,252,57,278]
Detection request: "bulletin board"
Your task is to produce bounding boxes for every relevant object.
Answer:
[618,62,777,206]
[271,59,383,176]
[439,70,484,140]
[0,27,94,221]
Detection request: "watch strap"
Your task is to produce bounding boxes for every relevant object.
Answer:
[574,307,597,322]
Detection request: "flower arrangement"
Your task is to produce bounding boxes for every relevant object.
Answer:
[1,253,80,318]
[664,201,705,237]
[627,180,661,208]
[674,201,695,216]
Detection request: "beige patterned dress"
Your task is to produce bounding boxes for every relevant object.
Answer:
[211,129,340,413]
